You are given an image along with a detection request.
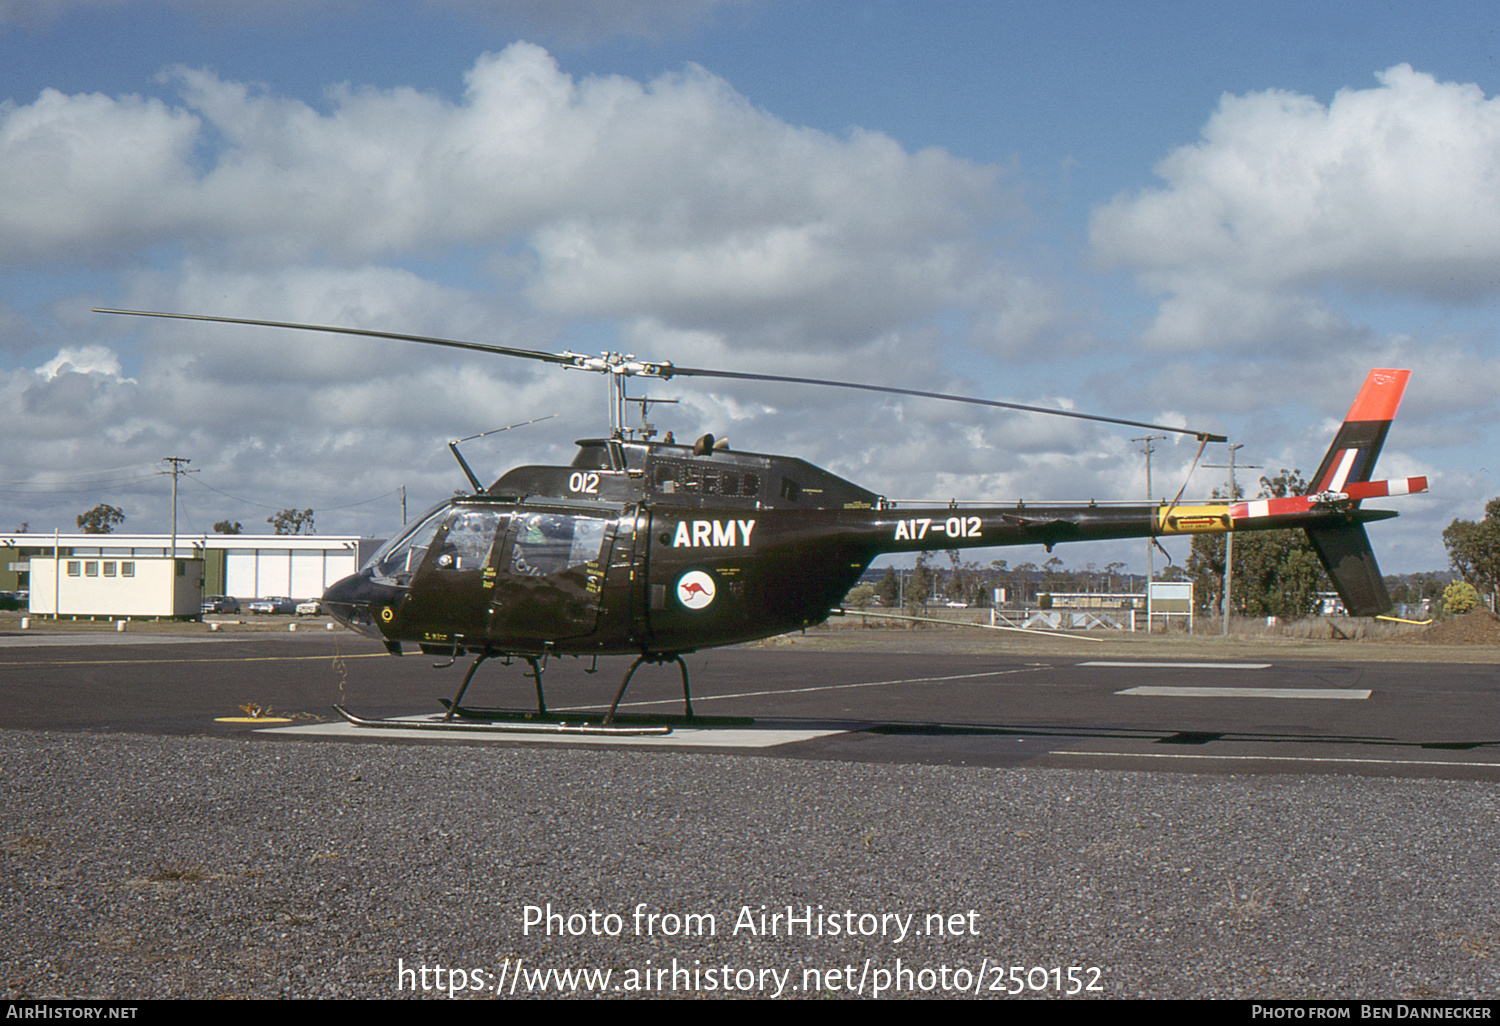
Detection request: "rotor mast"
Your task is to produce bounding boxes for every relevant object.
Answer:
[563,351,666,438]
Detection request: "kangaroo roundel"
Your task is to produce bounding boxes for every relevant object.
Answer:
[677,571,716,610]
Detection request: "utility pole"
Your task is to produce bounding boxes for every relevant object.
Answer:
[160,457,195,559]
[1204,445,1259,637]
[1132,435,1166,633]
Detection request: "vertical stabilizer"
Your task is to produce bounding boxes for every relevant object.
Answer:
[1306,522,1393,616]
[1302,368,1411,616]
[1307,368,1410,493]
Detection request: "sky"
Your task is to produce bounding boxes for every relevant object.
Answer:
[2,0,1498,577]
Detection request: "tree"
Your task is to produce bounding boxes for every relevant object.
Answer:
[1443,498,1500,607]
[907,552,935,613]
[1443,581,1481,616]
[213,520,243,535]
[1104,561,1126,592]
[77,504,125,534]
[874,567,900,607]
[268,508,315,535]
[1185,470,1329,619]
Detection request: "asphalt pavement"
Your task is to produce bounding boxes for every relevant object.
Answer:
[2,626,1498,999]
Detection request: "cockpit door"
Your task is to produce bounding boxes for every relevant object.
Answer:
[398,506,508,647]
[487,504,617,645]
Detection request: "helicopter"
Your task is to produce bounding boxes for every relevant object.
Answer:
[96,309,1427,733]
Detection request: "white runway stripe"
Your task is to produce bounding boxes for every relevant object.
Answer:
[1119,686,1369,699]
[1081,661,1271,669]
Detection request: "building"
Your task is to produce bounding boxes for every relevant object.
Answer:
[1,532,383,603]
[29,555,204,618]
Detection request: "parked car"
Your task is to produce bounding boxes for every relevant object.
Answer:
[248,596,297,615]
[201,595,240,614]
[296,599,321,616]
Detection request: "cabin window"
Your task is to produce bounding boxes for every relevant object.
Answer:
[438,509,504,570]
[570,444,613,470]
[510,513,609,577]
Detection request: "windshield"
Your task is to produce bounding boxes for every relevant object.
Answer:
[364,504,449,584]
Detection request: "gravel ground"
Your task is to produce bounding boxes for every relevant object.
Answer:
[2,729,1498,1000]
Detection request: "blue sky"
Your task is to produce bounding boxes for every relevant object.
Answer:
[2,0,1497,576]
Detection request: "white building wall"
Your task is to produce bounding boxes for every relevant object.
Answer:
[290,550,327,599]
[3,534,375,603]
[255,549,292,596]
[29,557,203,617]
[224,551,259,599]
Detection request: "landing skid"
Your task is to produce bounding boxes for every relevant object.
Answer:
[441,700,752,728]
[333,704,673,737]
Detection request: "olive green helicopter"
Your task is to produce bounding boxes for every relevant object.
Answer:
[96,309,1425,734]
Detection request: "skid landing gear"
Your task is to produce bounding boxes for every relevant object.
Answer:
[606,653,691,725]
[332,704,673,736]
[441,651,546,722]
[335,649,751,735]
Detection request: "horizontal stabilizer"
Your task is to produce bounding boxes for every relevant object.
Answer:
[1339,476,1427,500]
[1230,477,1428,522]
[1306,522,1392,617]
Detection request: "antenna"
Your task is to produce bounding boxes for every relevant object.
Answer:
[626,395,679,440]
[448,415,557,493]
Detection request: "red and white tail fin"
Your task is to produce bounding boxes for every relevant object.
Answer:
[1303,368,1413,616]
[1307,368,1410,494]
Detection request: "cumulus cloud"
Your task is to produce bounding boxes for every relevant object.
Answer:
[1092,65,1500,351]
[0,42,1178,547]
[36,344,131,380]
[2,44,1013,350]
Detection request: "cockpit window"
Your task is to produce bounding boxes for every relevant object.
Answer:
[510,513,609,577]
[365,507,448,585]
[438,509,504,570]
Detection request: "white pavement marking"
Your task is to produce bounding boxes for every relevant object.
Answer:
[1118,686,1370,699]
[1066,751,1495,770]
[596,667,1044,711]
[262,719,840,748]
[1081,661,1271,669]
[0,632,235,648]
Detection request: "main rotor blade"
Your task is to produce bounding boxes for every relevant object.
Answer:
[93,308,1226,442]
[91,309,580,367]
[660,364,1227,443]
